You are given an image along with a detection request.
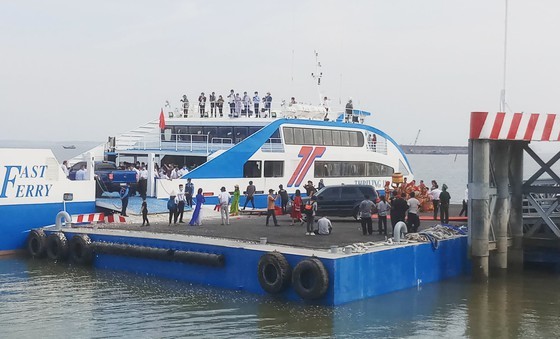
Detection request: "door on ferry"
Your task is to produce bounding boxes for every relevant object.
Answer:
[315,186,340,216]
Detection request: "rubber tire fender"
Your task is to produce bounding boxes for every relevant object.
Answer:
[69,234,94,265]
[46,232,69,261]
[27,229,47,258]
[257,252,292,294]
[291,257,329,300]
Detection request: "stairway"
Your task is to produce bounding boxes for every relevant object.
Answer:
[114,119,160,151]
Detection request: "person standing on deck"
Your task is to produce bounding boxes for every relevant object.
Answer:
[209,92,217,117]
[76,165,87,180]
[265,189,279,227]
[189,188,205,226]
[376,195,390,235]
[176,184,186,223]
[198,92,206,117]
[181,95,189,117]
[185,178,194,208]
[253,91,260,117]
[439,184,451,224]
[359,195,375,235]
[345,99,353,123]
[119,184,129,217]
[227,89,235,116]
[390,191,408,235]
[230,185,241,216]
[234,93,242,117]
[264,92,272,116]
[218,186,231,225]
[407,191,421,233]
[242,181,256,210]
[167,191,178,225]
[61,160,69,177]
[138,165,148,200]
[217,95,225,117]
[303,196,317,235]
[290,189,303,225]
[459,185,468,217]
[278,184,289,214]
[429,183,442,220]
[141,199,150,226]
[242,91,251,116]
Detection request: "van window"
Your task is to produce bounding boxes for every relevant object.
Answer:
[319,187,340,200]
[341,187,360,200]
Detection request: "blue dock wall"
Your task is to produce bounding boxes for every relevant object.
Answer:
[0,201,95,252]
[61,231,468,305]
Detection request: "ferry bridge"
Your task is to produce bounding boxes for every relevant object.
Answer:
[468,111,560,279]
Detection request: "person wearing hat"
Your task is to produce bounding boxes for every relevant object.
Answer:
[230,185,241,216]
[218,186,231,225]
[167,191,178,226]
[266,189,279,227]
[439,184,451,224]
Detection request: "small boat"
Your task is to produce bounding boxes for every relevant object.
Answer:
[63,145,76,149]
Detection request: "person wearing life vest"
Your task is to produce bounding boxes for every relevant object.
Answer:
[303,196,317,236]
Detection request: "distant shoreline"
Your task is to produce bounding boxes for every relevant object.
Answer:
[400,145,468,155]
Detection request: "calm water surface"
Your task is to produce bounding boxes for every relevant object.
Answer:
[1,257,559,338]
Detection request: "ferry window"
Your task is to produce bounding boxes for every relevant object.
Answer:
[264,161,283,177]
[283,127,294,144]
[332,130,341,146]
[357,132,365,147]
[243,161,261,178]
[303,129,313,144]
[234,127,248,143]
[315,161,393,177]
[294,128,304,144]
[218,127,233,141]
[367,162,394,177]
[189,126,203,135]
[399,160,410,175]
[249,127,260,136]
[270,128,281,143]
[349,132,359,147]
[313,129,323,145]
[341,131,351,146]
[204,127,217,141]
[323,130,333,146]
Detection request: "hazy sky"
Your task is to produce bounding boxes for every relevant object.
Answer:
[2,1,559,146]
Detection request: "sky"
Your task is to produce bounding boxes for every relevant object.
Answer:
[1,0,560,146]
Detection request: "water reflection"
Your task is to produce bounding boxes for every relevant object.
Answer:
[1,257,560,338]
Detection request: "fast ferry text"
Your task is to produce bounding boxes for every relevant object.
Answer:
[0,165,52,198]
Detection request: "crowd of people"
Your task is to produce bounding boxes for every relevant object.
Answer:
[173,90,274,118]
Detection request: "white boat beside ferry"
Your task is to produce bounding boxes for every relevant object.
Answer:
[77,102,413,208]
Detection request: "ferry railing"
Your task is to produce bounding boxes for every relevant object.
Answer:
[260,138,284,152]
[133,133,238,154]
[366,137,388,155]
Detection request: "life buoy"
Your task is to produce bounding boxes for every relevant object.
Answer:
[69,234,94,265]
[257,252,291,294]
[291,257,329,300]
[27,229,47,258]
[46,232,69,261]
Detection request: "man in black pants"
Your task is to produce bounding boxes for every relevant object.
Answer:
[358,195,375,235]
[407,192,421,233]
[119,184,129,217]
[243,181,256,210]
[176,184,186,223]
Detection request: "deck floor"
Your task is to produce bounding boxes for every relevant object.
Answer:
[91,205,466,250]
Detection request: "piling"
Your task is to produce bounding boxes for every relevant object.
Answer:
[470,139,490,280]
[492,141,509,269]
[508,142,524,268]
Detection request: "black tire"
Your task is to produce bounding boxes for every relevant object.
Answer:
[257,252,292,294]
[46,232,69,261]
[27,229,47,258]
[291,257,329,300]
[69,234,94,265]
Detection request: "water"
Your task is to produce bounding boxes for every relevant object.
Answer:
[1,257,560,338]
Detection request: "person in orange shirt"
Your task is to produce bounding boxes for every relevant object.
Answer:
[266,189,279,227]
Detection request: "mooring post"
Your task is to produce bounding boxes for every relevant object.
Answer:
[147,153,156,197]
[492,141,510,269]
[508,141,524,268]
[470,139,491,280]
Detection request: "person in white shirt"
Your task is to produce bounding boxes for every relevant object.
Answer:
[316,216,332,235]
[407,192,421,233]
[376,195,391,235]
[175,184,187,223]
[429,185,442,220]
[61,160,69,177]
[253,92,261,117]
[138,166,149,199]
[218,186,231,225]
[75,165,87,180]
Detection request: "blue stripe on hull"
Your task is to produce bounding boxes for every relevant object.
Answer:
[0,201,96,251]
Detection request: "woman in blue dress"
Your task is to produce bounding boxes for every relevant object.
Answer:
[189,188,206,226]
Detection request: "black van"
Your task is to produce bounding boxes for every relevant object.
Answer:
[303,184,379,219]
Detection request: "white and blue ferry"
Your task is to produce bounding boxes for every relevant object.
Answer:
[86,103,414,207]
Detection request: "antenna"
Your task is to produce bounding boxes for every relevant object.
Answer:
[311,50,323,103]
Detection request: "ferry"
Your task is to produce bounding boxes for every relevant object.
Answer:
[0,149,96,253]
[77,102,414,207]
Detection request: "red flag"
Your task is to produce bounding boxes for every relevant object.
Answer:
[159,108,166,129]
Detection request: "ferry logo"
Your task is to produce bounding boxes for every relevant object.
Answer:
[0,165,52,198]
[287,146,326,187]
